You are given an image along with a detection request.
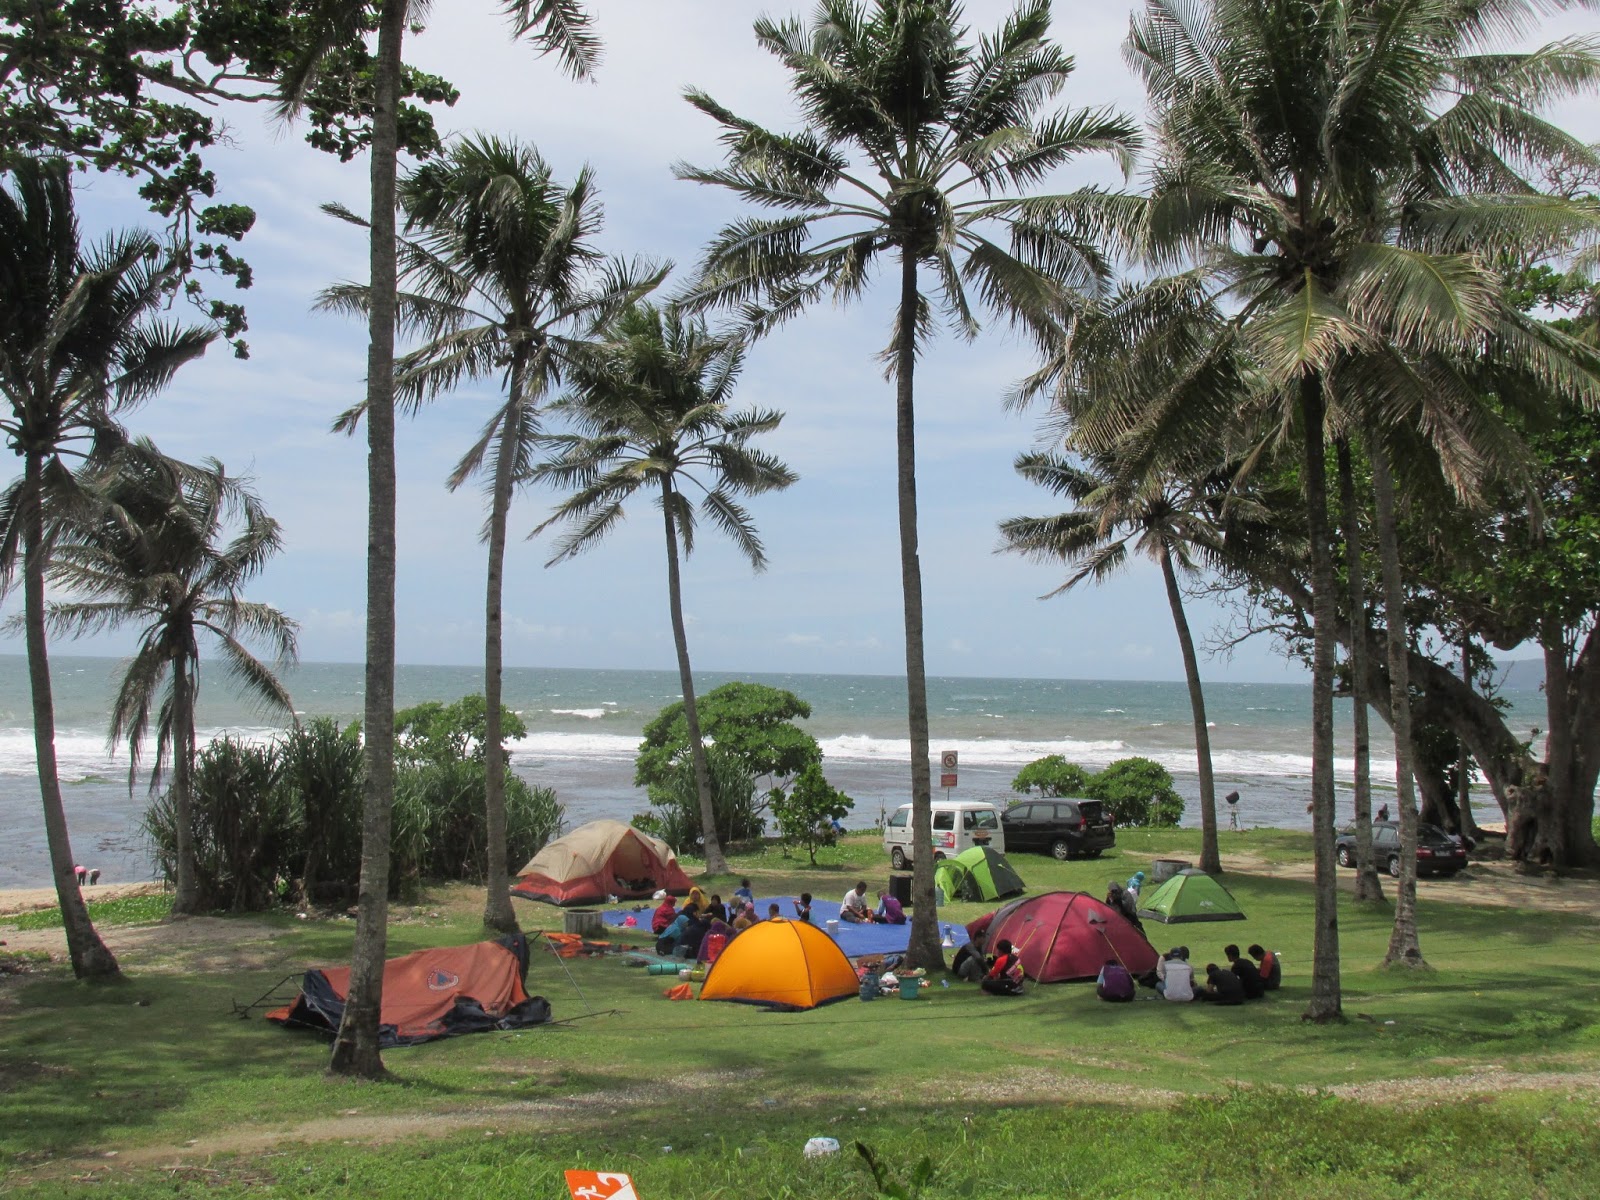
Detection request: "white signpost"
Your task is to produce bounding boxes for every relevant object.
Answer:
[939,749,958,791]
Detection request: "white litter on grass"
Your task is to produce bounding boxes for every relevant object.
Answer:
[803,1138,840,1158]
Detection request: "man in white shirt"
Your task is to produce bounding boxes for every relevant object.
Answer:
[840,880,873,923]
[1156,947,1194,1002]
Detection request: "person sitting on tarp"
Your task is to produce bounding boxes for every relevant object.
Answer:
[766,903,782,921]
[1157,947,1194,1002]
[1248,944,1281,990]
[732,902,759,931]
[651,895,679,935]
[655,909,691,955]
[793,892,813,923]
[1096,959,1135,1002]
[840,881,873,923]
[980,939,1025,995]
[705,894,729,924]
[1198,962,1245,1005]
[952,941,986,983]
[685,885,709,913]
[875,890,906,925]
[677,910,712,958]
[1225,943,1266,1000]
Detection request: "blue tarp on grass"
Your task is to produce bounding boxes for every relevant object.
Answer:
[600,896,969,958]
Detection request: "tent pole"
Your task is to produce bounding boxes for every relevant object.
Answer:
[541,937,596,1016]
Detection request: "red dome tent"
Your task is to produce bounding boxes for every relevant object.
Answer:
[966,891,1158,983]
[511,819,695,907]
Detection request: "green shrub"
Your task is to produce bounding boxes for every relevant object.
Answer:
[391,759,562,895]
[145,736,298,912]
[280,718,365,905]
[772,764,854,863]
[1085,756,1184,827]
[638,748,764,853]
[1011,754,1092,798]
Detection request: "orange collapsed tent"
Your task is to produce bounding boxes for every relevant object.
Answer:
[699,917,859,1010]
[511,818,694,906]
[267,934,551,1047]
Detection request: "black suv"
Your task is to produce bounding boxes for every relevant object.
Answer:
[1335,820,1468,877]
[1002,798,1115,860]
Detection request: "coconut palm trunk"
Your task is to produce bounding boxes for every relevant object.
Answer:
[1371,446,1426,968]
[171,653,199,915]
[22,454,120,980]
[895,251,941,971]
[1336,440,1384,902]
[1301,378,1343,1022]
[480,363,527,934]
[1157,542,1220,874]
[660,477,727,874]
[329,0,404,1081]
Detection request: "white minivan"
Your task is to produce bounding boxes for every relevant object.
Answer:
[882,799,1005,868]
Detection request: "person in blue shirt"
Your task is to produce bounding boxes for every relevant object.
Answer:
[732,878,754,909]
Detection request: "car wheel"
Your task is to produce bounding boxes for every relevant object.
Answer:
[1086,849,1104,859]
[890,847,907,871]
[1051,839,1073,862]
[1336,845,1353,868]
[1387,855,1401,878]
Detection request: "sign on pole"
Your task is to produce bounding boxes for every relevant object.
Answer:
[939,750,958,790]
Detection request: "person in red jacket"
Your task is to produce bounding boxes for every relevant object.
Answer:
[650,896,678,935]
[1248,943,1282,990]
[981,938,1025,995]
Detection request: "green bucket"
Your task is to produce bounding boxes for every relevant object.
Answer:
[898,976,921,999]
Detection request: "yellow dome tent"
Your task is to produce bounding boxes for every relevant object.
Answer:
[698,917,859,1010]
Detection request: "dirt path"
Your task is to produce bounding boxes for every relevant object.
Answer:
[1221,853,1600,914]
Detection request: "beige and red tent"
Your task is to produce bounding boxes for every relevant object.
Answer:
[511,819,695,906]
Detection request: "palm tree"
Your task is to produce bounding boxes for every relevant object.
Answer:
[319,135,663,933]
[0,158,214,980]
[44,447,298,915]
[676,0,1138,967]
[277,0,599,1078]
[1094,0,1600,1017]
[532,303,797,875]
[1334,439,1385,903]
[1000,449,1228,873]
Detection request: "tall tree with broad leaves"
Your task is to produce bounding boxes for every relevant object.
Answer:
[675,0,1139,968]
[1000,447,1229,875]
[533,303,798,876]
[0,157,214,978]
[1081,0,1600,1015]
[277,0,599,1078]
[319,134,663,932]
[44,446,298,915]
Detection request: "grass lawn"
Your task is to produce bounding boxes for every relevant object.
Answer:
[3,831,1598,1198]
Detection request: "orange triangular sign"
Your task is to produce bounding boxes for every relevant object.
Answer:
[565,1169,640,1200]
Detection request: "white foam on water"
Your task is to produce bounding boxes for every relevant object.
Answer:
[549,707,609,719]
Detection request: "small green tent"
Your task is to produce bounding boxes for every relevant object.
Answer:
[935,845,1025,903]
[1136,869,1245,923]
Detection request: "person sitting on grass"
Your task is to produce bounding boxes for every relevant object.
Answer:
[1156,946,1194,1002]
[980,939,1025,996]
[793,892,813,923]
[1096,958,1135,1002]
[875,890,906,925]
[1198,962,1245,1005]
[952,941,986,983]
[1248,944,1281,990]
[650,895,678,935]
[1226,943,1266,1000]
[840,881,873,923]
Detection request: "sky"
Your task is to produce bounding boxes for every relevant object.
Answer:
[5,1,1596,684]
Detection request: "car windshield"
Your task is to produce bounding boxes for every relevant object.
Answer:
[964,810,999,830]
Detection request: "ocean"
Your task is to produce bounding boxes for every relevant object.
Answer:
[0,654,1547,889]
